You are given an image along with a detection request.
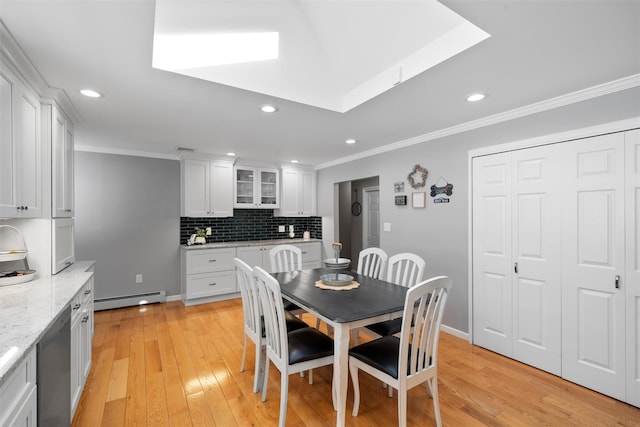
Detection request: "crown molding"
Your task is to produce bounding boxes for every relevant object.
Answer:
[0,19,48,95]
[74,144,180,161]
[315,73,640,170]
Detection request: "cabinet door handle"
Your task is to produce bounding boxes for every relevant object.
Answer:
[84,289,91,295]
[81,315,89,323]
[209,259,217,262]
[64,209,72,212]
[615,275,620,289]
[209,283,217,286]
[514,262,518,274]
[73,303,81,310]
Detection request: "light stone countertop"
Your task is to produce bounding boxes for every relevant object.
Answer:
[181,238,322,250]
[0,261,95,386]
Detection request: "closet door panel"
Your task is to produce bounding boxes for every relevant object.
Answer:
[626,129,640,406]
[472,153,512,355]
[562,133,625,400]
[511,146,561,375]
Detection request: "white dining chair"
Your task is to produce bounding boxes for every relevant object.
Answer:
[269,244,303,273]
[357,247,388,279]
[349,276,452,427]
[254,266,335,427]
[365,252,426,335]
[386,252,426,288]
[235,258,307,393]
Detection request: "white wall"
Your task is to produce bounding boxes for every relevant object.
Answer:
[74,151,181,300]
[318,87,640,334]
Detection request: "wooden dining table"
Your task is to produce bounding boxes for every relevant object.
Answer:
[272,268,408,427]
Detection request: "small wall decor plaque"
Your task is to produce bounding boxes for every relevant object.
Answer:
[412,192,426,208]
[395,195,407,206]
[431,176,453,203]
[394,182,405,193]
[407,164,428,189]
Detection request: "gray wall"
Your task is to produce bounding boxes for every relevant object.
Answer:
[318,88,640,334]
[75,152,181,300]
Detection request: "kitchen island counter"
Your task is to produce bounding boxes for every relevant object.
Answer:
[0,261,94,386]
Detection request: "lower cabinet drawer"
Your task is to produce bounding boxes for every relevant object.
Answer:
[187,248,236,274]
[296,242,321,259]
[186,270,236,299]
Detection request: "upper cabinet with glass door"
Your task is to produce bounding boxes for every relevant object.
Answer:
[234,165,279,208]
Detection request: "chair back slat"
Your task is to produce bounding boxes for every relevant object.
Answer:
[357,247,388,279]
[399,276,451,379]
[234,258,261,338]
[254,266,289,366]
[269,244,303,273]
[386,253,425,288]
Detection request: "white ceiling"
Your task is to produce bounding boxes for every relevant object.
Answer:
[152,0,490,112]
[1,0,639,167]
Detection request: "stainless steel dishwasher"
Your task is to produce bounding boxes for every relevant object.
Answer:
[37,305,71,426]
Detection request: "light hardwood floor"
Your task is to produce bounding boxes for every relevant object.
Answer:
[72,299,640,426]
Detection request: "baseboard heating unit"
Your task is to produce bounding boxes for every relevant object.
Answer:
[94,291,167,311]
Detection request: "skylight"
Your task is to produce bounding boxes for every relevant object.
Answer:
[152,0,490,112]
[153,32,279,70]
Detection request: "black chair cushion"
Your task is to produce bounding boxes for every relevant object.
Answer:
[285,311,308,332]
[261,312,308,337]
[283,300,302,312]
[365,318,402,337]
[349,336,401,379]
[287,327,334,365]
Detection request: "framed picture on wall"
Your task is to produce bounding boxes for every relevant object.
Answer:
[412,192,426,208]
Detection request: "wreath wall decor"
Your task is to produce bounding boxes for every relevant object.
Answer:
[407,164,428,189]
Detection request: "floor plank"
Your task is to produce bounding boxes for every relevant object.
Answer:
[72,299,640,426]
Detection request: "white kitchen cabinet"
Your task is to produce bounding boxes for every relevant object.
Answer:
[0,64,42,218]
[236,241,322,271]
[52,218,75,274]
[276,167,317,216]
[181,247,238,305]
[70,276,93,416]
[181,157,234,217]
[51,104,74,218]
[0,347,36,427]
[234,165,279,208]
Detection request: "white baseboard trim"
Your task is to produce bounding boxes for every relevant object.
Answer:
[441,324,469,341]
[94,290,166,311]
[166,294,182,302]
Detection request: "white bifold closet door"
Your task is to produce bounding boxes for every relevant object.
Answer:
[472,144,562,375]
[626,129,640,407]
[560,132,626,400]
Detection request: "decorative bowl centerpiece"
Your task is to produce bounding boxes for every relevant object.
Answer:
[320,273,354,287]
[323,258,351,270]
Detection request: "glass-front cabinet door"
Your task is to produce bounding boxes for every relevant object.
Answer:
[234,166,279,208]
[235,168,255,206]
[260,169,278,206]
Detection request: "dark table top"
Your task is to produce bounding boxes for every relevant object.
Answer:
[272,268,408,323]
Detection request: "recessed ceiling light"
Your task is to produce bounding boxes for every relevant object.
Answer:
[226,152,236,156]
[345,139,357,144]
[80,89,103,98]
[260,104,278,113]
[466,93,486,102]
[291,160,299,163]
